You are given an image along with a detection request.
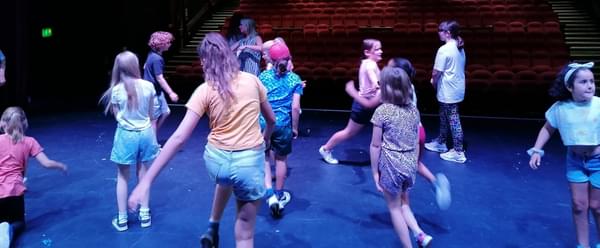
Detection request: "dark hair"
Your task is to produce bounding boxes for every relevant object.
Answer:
[226,13,244,43]
[274,59,289,76]
[389,57,416,80]
[548,64,592,101]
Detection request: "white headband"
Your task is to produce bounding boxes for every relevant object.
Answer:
[564,62,594,86]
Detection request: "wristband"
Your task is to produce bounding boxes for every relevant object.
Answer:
[527,148,544,157]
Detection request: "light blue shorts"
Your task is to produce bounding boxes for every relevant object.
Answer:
[566,151,600,188]
[203,143,265,201]
[152,93,171,120]
[110,127,159,165]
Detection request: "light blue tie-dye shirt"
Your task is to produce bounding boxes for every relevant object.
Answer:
[258,69,303,127]
[545,96,600,146]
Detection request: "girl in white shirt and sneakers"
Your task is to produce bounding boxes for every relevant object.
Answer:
[424,20,467,164]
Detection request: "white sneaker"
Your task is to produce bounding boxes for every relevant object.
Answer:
[440,149,467,163]
[424,141,448,153]
[319,146,339,164]
[267,194,281,217]
[278,191,292,210]
[434,173,451,210]
[139,210,151,228]
[0,222,11,248]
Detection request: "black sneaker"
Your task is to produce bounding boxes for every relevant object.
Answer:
[200,228,219,248]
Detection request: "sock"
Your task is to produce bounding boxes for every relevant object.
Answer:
[208,221,219,232]
[139,207,150,214]
[118,212,127,221]
[266,188,275,198]
[275,190,283,199]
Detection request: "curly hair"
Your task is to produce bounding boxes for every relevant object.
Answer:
[148,31,174,51]
[549,64,593,101]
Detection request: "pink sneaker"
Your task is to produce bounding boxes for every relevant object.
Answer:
[416,232,433,247]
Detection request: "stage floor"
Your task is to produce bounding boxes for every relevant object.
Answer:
[14,107,581,247]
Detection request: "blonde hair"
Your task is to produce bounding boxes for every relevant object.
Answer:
[380,66,413,106]
[0,106,29,144]
[197,32,239,104]
[99,51,141,114]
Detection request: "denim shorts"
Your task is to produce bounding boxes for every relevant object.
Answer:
[110,127,160,165]
[152,93,171,120]
[350,100,375,125]
[269,125,293,156]
[566,151,600,188]
[203,143,266,201]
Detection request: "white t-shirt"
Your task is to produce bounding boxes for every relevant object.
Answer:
[433,40,466,104]
[111,79,156,131]
[545,96,600,146]
[358,59,380,98]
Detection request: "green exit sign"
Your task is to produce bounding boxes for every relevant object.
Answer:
[41,27,53,38]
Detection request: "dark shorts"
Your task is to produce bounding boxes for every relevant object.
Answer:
[269,125,293,156]
[350,100,376,125]
[0,195,25,223]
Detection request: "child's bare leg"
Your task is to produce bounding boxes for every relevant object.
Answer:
[570,182,590,247]
[383,190,413,248]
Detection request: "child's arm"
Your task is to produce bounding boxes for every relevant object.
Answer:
[291,93,301,139]
[128,109,201,210]
[529,121,556,169]
[431,70,442,89]
[370,125,384,192]
[261,100,275,149]
[156,74,178,102]
[345,80,381,109]
[240,36,264,52]
[34,152,67,171]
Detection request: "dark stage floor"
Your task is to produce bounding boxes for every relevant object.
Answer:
[12,107,583,247]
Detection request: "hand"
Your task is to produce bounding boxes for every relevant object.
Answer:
[529,153,542,169]
[373,175,383,192]
[292,128,298,139]
[128,184,149,212]
[169,92,179,102]
[58,163,68,174]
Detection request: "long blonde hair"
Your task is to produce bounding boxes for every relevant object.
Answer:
[380,66,413,106]
[197,32,239,104]
[99,51,141,114]
[0,106,29,144]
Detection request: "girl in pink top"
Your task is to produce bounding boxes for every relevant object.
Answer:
[319,39,382,164]
[0,106,67,247]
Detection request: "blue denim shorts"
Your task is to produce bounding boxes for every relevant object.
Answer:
[566,151,600,188]
[203,143,266,201]
[110,127,159,165]
[152,93,171,120]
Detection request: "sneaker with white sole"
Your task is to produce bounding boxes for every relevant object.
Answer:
[424,140,448,153]
[434,173,451,210]
[112,217,128,232]
[440,149,467,163]
[278,191,291,210]
[0,222,11,248]
[319,146,339,164]
[267,194,281,217]
[139,210,152,228]
[416,232,433,247]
